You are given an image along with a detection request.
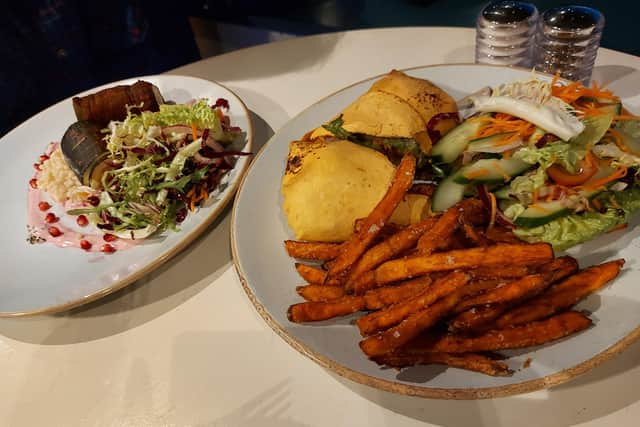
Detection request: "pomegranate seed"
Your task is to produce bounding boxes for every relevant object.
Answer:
[80,239,92,250]
[33,163,42,171]
[48,226,62,237]
[39,154,50,163]
[38,201,51,211]
[103,233,117,242]
[76,214,88,226]
[101,243,116,253]
[87,195,100,206]
[44,212,58,223]
[29,178,38,189]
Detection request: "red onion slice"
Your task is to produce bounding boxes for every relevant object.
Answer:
[477,184,514,228]
[427,112,461,144]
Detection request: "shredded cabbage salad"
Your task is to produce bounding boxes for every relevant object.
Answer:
[67,99,248,239]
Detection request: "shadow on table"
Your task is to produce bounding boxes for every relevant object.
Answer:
[0,110,274,345]
[171,331,310,427]
[334,335,640,427]
[172,32,344,83]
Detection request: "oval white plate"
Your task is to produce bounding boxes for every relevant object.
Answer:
[232,64,640,399]
[0,75,252,316]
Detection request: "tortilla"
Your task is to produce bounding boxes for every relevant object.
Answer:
[369,70,458,126]
[282,139,429,242]
[308,70,458,153]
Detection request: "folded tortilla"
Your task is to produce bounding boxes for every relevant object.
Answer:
[308,70,458,153]
[282,139,430,242]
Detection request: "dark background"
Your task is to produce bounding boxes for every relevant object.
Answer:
[1,0,635,137]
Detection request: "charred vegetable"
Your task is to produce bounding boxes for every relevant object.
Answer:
[61,121,111,188]
[72,80,164,126]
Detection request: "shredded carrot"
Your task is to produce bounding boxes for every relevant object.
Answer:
[552,79,619,106]
[532,189,539,203]
[613,114,640,121]
[191,123,198,140]
[608,223,628,233]
[475,114,536,142]
[582,167,628,190]
[488,192,497,231]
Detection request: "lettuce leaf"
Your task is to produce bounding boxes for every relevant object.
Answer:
[514,141,580,173]
[514,186,640,251]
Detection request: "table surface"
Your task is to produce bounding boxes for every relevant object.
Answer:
[3,27,640,427]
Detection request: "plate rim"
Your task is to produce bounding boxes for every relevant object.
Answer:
[0,74,254,317]
[230,62,640,399]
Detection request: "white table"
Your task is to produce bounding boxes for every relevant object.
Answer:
[3,27,640,427]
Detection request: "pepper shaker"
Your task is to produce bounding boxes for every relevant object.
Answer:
[534,6,605,85]
[475,1,539,67]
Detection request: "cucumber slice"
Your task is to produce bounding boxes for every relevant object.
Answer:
[571,103,620,149]
[431,119,483,164]
[467,132,519,153]
[614,119,640,155]
[514,200,572,228]
[494,185,513,200]
[431,174,467,212]
[515,189,601,228]
[453,158,531,184]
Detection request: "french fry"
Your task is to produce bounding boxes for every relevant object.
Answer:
[284,240,343,261]
[353,219,403,237]
[458,198,489,226]
[461,223,490,246]
[359,287,468,357]
[373,352,512,377]
[356,272,469,337]
[345,217,437,287]
[495,259,624,328]
[417,206,461,254]
[287,296,365,322]
[449,304,507,333]
[349,271,377,294]
[374,243,553,285]
[296,285,346,302]
[484,226,522,244]
[451,257,579,331]
[326,153,416,284]
[420,311,592,353]
[454,275,547,314]
[364,276,433,310]
[469,265,530,280]
[436,230,471,251]
[457,279,505,298]
[295,263,328,285]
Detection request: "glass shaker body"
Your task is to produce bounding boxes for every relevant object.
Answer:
[534,6,605,85]
[475,1,539,67]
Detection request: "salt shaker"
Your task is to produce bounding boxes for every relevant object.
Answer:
[475,1,539,67]
[534,6,605,85]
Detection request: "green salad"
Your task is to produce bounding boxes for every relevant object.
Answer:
[429,77,640,251]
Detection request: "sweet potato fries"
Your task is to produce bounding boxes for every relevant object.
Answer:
[282,152,626,377]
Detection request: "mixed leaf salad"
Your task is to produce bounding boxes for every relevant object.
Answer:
[68,99,248,239]
[429,76,640,251]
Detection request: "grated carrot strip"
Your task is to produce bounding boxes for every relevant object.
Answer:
[488,192,497,231]
[583,167,628,190]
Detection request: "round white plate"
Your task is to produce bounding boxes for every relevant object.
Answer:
[0,75,252,316]
[231,64,640,399]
